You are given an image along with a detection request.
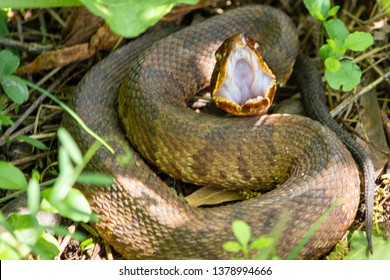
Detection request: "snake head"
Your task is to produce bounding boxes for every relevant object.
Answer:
[210,33,276,116]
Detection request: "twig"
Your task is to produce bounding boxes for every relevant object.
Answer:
[0,36,53,53]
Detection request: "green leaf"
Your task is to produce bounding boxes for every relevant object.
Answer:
[31,233,60,260]
[0,49,19,75]
[343,31,374,51]
[0,113,14,127]
[223,241,242,253]
[0,10,9,36]
[0,75,29,104]
[303,0,331,21]
[0,161,28,190]
[27,175,41,216]
[76,172,114,185]
[12,135,49,150]
[41,188,92,223]
[325,56,341,72]
[326,5,340,18]
[345,231,390,260]
[7,214,42,246]
[250,237,274,250]
[324,18,349,42]
[79,0,198,38]
[0,232,26,259]
[57,128,83,165]
[232,220,251,247]
[325,60,362,91]
[319,44,332,60]
[0,0,81,8]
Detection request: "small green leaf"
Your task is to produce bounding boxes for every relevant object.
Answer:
[325,56,341,72]
[76,172,114,185]
[0,113,14,127]
[250,237,274,250]
[0,161,28,190]
[0,49,19,75]
[232,220,251,247]
[0,75,29,104]
[57,128,83,165]
[325,60,362,91]
[326,5,340,18]
[223,241,242,253]
[324,18,349,42]
[303,0,331,21]
[343,31,374,51]
[319,44,332,60]
[12,135,49,150]
[80,237,95,252]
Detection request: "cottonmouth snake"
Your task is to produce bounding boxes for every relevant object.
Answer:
[62,5,375,259]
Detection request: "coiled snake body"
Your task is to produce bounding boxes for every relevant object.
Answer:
[63,5,373,259]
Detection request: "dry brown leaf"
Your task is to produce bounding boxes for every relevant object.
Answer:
[185,186,244,207]
[62,7,104,46]
[16,43,93,75]
[356,86,389,173]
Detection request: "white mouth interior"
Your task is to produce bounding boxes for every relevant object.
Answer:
[215,48,273,106]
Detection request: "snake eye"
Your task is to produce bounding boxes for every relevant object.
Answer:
[215,53,222,61]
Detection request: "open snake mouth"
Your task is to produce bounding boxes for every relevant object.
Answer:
[210,33,276,116]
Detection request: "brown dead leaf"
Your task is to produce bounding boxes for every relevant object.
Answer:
[185,186,244,207]
[62,7,104,46]
[356,85,389,173]
[16,43,93,75]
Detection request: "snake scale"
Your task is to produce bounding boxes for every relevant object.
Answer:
[62,5,375,259]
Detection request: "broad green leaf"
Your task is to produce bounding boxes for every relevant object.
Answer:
[0,49,19,75]
[0,161,28,190]
[12,135,49,150]
[232,220,251,247]
[32,233,60,260]
[0,232,26,259]
[324,18,349,42]
[223,241,242,253]
[325,56,340,72]
[343,31,374,51]
[79,0,198,38]
[7,214,42,246]
[345,231,390,260]
[303,0,331,21]
[325,60,362,91]
[57,128,83,165]
[76,172,114,185]
[0,75,29,104]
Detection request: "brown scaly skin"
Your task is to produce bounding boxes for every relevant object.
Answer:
[63,5,369,259]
